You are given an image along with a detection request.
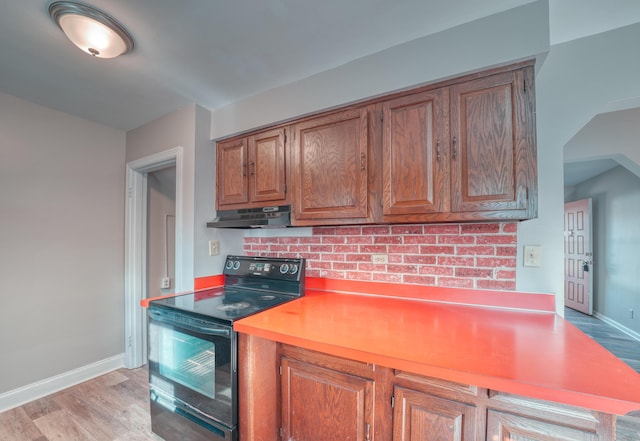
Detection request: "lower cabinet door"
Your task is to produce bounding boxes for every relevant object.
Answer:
[392,386,476,441]
[281,357,374,441]
[486,410,599,441]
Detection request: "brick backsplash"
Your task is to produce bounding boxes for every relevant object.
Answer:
[244,223,517,290]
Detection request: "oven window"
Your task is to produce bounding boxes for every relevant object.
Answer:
[156,326,217,399]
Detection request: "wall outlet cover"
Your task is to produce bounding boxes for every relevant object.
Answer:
[523,245,542,267]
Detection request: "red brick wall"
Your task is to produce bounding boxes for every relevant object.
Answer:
[244,223,517,290]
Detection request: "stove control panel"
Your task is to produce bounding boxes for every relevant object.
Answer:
[223,255,305,282]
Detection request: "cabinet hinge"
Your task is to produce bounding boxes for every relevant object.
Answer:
[279,365,283,375]
[523,78,527,93]
[380,111,384,123]
[391,394,395,408]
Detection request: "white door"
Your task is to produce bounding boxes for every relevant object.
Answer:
[564,198,593,315]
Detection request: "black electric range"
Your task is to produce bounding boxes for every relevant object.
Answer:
[150,254,305,323]
[147,255,305,441]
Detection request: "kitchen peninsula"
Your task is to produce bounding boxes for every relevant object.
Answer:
[234,278,640,441]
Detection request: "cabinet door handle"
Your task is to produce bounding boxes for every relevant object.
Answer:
[452,136,457,160]
[436,139,441,161]
[249,161,255,176]
[365,422,371,441]
[242,162,246,177]
[360,152,366,171]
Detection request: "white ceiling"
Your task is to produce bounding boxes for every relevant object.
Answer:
[1,1,640,184]
[563,159,619,187]
[0,0,536,131]
[2,0,640,133]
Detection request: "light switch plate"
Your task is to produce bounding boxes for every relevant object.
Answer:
[523,245,542,267]
[209,240,219,256]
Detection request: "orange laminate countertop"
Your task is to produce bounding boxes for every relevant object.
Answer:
[234,282,640,416]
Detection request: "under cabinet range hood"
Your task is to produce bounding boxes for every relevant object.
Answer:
[207,205,291,228]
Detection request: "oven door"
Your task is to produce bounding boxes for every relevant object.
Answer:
[148,306,237,440]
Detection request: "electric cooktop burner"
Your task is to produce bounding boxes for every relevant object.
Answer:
[150,255,305,323]
[216,301,252,311]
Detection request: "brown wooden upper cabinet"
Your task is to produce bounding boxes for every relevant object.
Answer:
[382,65,537,223]
[382,88,450,218]
[450,68,536,218]
[292,107,371,224]
[214,61,537,223]
[216,127,287,209]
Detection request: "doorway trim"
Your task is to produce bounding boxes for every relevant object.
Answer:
[124,146,184,369]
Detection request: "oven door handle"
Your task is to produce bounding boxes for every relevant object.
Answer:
[149,309,232,337]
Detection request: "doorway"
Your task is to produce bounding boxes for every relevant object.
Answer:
[124,147,184,369]
[147,167,176,300]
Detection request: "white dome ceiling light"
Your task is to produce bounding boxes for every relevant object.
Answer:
[48,1,134,59]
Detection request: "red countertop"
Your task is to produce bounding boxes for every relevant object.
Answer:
[234,279,640,416]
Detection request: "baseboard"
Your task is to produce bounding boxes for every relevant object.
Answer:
[0,353,125,413]
[594,311,640,342]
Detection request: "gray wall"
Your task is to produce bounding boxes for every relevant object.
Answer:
[566,166,640,334]
[193,106,244,278]
[0,92,126,394]
[126,104,198,293]
[525,21,640,309]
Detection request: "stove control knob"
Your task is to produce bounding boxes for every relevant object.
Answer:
[232,260,241,270]
[289,264,298,275]
[225,260,234,270]
[279,263,289,274]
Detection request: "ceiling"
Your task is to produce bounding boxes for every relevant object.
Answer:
[0,0,536,131]
[3,0,640,132]
[563,159,619,187]
[1,1,640,185]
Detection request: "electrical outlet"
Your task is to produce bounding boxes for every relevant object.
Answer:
[209,240,219,256]
[523,245,542,267]
[372,254,388,264]
[161,277,171,289]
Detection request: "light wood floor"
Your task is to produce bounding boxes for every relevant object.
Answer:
[0,366,161,441]
[2,312,638,440]
[565,307,640,373]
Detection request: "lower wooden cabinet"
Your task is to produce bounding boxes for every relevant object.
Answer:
[393,386,477,441]
[239,337,628,441]
[486,410,600,441]
[281,356,374,441]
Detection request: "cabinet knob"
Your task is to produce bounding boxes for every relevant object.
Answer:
[365,422,371,441]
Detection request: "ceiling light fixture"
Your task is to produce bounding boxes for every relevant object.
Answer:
[48,1,134,59]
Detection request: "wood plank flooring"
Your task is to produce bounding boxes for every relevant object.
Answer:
[1,310,639,441]
[0,366,160,441]
[564,307,640,373]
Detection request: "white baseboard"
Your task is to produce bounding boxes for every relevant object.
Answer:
[0,353,125,413]
[594,311,640,342]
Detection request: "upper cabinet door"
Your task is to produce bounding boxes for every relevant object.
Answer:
[450,68,536,215]
[382,88,449,217]
[293,108,369,221]
[216,127,287,209]
[249,128,286,203]
[216,137,249,207]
